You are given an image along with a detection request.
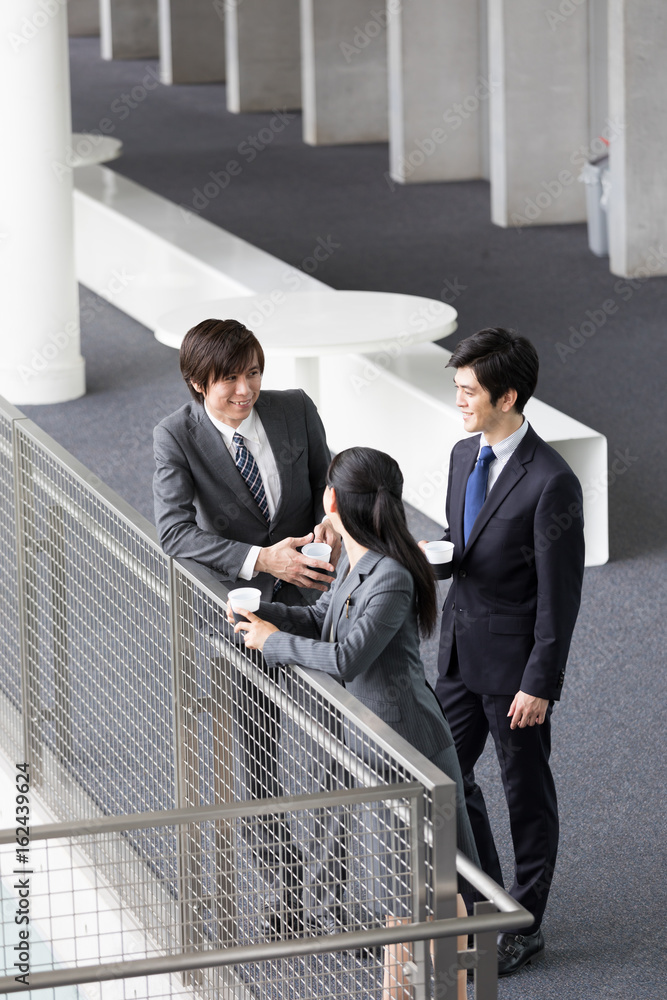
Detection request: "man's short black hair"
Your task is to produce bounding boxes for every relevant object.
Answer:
[180,318,265,404]
[446,328,539,414]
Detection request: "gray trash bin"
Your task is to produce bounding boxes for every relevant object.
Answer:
[579,154,610,257]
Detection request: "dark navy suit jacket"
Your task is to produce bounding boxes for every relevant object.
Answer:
[439,425,585,701]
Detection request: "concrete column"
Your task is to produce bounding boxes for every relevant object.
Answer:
[488,0,589,228]
[0,1,85,404]
[225,0,300,113]
[67,0,100,36]
[588,0,609,142]
[387,0,483,184]
[608,0,667,277]
[100,0,159,60]
[301,0,388,145]
[158,0,225,85]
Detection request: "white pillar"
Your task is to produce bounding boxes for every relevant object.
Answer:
[0,1,85,405]
[488,0,589,228]
[100,0,159,60]
[225,0,301,113]
[301,0,388,145]
[67,0,100,37]
[158,0,225,85]
[387,0,483,184]
[608,0,667,278]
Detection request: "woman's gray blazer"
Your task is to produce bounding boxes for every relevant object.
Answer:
[260,549,454,764]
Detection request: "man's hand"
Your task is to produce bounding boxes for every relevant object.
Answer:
[255,533,333,591]
[508,691,549,729]
[313,518,342,568]
[233,610,279,652]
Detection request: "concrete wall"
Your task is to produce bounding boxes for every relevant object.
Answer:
[608,0,667,277]
[301,0,388,145]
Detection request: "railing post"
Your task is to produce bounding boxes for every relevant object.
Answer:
[12,421,40,779]
[473,900,498,1000]
[168,559,198,987]
[169,564,238,994]
[430,777,459,999]
[410,789,428,1000]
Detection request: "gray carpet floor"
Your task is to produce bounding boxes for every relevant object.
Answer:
[20,37,667,998]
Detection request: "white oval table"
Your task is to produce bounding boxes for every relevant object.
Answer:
[154,290,457,405]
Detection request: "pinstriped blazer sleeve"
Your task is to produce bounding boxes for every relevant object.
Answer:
[255,591,332,639]
[262,577,412,680]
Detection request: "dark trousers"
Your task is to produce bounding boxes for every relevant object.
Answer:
[435,642,559,931]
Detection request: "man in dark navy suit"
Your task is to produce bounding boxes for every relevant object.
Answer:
[426,328,585,976]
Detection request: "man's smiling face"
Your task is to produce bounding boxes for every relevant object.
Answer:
[194,352,262,428]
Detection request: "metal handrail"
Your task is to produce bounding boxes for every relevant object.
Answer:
[0,898,531,995]
[0,782,425,844]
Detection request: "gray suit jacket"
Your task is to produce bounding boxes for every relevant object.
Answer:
[260,550,454,762]
[153,390,330,600]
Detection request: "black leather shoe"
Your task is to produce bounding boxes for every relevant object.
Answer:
[497,928,544,976]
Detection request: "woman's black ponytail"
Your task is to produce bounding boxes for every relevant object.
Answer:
[327,448,438,636]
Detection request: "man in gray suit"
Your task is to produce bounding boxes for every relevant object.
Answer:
[153,317,338,933]
[153,318,337,600]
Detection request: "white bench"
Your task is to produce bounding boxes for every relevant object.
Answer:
[73,165,608,565]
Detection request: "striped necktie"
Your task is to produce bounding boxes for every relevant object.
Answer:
[463,445,495,544]
[232,432,270,522]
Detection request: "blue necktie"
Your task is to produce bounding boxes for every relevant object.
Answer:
[232,432,270,522]
[463,445,495,545]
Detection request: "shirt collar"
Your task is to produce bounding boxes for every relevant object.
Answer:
[204,402,260,445]
[480,417,530,462]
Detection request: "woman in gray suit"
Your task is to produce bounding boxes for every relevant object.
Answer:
[234,446,479,865]
[235,447,474,997]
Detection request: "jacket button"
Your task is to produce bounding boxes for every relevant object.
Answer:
[451,603,455,611]
[459,569,467,578]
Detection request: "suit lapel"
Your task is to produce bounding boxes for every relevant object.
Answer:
[254,394,292,525]
[324,551,382,641]
[463,427,537,551]
[188,404,268,526]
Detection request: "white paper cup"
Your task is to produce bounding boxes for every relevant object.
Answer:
[301,542,332,563]
[424,541,454,564]
[424,541,454,580]
[228,587,262,622]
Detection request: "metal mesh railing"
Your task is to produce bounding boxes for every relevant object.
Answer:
[0,396,531,999]
[13,422,174,824]
[0,788,428,999]
[0,406,22,764]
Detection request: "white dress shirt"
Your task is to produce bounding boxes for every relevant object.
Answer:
[479,417,530,497]
[204,403,282,580]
